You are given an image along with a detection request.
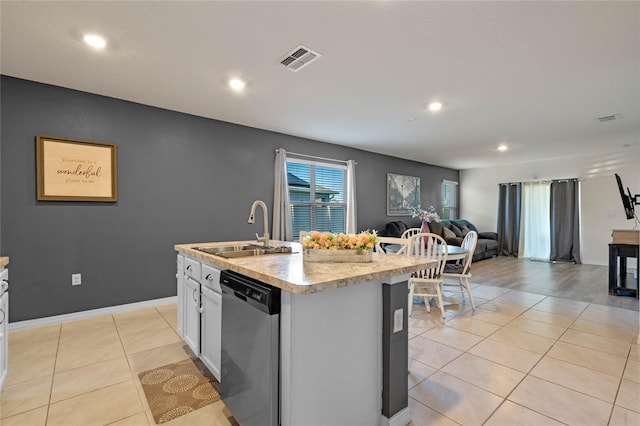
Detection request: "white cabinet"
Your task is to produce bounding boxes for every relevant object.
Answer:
[183,275,201,355]
[181,256,202,355]
[0,267,8,392]
[0,292,7,390]
[200,264,222,380]
[200,285,222,380]
[176,255,184,336]
[176,255,222,379]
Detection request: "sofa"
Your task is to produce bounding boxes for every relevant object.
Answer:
[379,219,499,262]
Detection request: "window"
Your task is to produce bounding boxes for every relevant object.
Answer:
[287,160,346,237]
[441,180,458,219]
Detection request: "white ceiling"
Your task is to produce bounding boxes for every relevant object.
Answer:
[1,1,638,170]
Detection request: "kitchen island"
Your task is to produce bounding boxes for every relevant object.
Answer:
[175,240,433,426]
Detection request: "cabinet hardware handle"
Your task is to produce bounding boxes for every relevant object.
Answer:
[0,309,4,325]
[192,288,198,303]
[186,265,193,271]
[205,274,213,281]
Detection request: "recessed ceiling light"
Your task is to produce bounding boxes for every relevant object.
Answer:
[497,144,509,152]
[428,101,443,112]
[83,34,106,49]
[229,79,246,91]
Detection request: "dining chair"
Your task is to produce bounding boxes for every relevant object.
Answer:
[442,230,478,311]
[406,233,448,319]
[400,227,421,240]
[375,236,409,255]
[389,227,420,255]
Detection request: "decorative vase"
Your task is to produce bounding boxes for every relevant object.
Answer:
[420,220,430,233]
[302,248,373,263]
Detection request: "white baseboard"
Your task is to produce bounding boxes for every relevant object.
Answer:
[380,406,412,426]
[8,296,177,331]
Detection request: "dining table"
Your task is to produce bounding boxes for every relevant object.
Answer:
[380,241,469,306]
[382,242,468,260]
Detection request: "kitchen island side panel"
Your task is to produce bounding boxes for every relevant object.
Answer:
[280,280,382,426]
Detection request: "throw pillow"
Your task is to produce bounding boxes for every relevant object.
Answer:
[442,227,456,239]
[450,224,463,237]
[446,237,464,246]
[429,221,443,237]
[461,225,471,236]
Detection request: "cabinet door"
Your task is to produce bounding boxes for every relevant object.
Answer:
[200,286,222,381]
[0,292,8,391]
[176,255,184,336]
[183,276,201,356]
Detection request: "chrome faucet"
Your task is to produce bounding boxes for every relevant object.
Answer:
[248,200,270,248]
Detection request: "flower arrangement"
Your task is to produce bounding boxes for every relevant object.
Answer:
[301,230,378,252]
[409,205,441,223]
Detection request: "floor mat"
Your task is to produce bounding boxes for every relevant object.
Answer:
[138,357,235,424]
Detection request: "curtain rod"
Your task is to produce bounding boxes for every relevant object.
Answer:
[276,148,356,165]
[498,178,579,186]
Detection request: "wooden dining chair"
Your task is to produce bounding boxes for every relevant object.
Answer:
[406,233,448,319]
[400,227,421,240]
[387,228,420,255]
[375,236,409,255]
[442,230,478,311]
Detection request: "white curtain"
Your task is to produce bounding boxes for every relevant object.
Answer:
[519,181,551,260]
[272,149,293,241]
[346,160,357,234]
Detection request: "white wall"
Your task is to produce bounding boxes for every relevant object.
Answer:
[460,146,639,266]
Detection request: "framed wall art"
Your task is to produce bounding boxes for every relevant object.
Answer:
[387,173,420,216]
[36,135,118,202]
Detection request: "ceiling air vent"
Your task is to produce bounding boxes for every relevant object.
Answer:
[280,45,321,72]
[596,114,621,122]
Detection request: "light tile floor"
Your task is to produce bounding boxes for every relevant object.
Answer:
[1,284,638,426]
[408,284,639,426]
[1,304,236,426]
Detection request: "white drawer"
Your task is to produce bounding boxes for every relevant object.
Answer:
[202,264,221,293]
[184,257,201,282]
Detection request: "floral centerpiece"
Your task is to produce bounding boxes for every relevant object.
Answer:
[408,205,441,223]
[301,230,378,263]
[409,205,440,234]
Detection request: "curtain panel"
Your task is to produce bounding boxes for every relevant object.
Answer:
[550,179,581,264]
[497,183,522,256]
[345,160,357,234]
[272,148,293,241]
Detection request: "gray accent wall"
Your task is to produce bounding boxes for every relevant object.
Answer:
[1,76,458,322]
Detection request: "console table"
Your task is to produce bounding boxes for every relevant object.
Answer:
[608,243,639,298]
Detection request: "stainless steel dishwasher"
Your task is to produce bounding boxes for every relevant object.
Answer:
[220,270,280,426]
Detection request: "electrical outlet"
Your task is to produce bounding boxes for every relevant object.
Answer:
[72,273,82,286]
[393,308,403,333]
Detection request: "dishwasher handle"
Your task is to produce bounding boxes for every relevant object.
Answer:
[233,291,248,302]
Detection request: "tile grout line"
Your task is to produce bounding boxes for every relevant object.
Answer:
[410,293,521,425]
[44,322,63,425]
[607,345,636,425]
[113,312,154,426]
[410,289,638,425]
[451,300,552,424]
[486,306,578,425]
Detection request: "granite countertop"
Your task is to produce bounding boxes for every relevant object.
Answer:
[174,240,433,294]
[0,257,9,268]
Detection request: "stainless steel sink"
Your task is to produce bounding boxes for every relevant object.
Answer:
[195,244,293,258]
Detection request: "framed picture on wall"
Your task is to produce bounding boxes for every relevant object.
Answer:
[387,173,420,216]
[36,135,118,202]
